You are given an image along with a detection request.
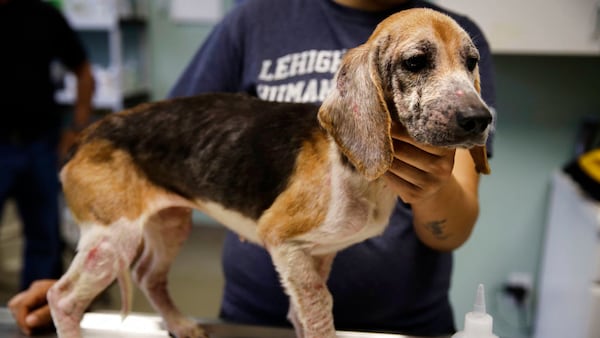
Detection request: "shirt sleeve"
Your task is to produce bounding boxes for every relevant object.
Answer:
[169,12,245,98]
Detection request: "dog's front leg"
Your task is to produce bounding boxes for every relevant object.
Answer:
[286,253,335,338]
[270,245,335,338]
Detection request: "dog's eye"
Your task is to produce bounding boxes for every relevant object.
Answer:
[403,55,428,72]
[466,56,478,72]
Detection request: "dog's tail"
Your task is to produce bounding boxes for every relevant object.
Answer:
[118,268,134,321]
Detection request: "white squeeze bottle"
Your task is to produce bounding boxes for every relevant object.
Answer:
[452,284,498,338]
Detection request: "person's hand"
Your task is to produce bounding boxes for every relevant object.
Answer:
[7,279,57,336]
[383,123,456,204]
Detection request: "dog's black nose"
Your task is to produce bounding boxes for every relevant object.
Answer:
[456,108,492,134]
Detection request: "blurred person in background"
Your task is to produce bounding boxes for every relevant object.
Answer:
[0,0,94,294]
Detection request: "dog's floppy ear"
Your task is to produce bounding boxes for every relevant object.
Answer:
[469,146,491,175]
[318,44,393,180]
[469,68,491,175]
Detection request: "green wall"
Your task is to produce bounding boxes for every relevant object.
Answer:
[147,2,600,336]
[148,7,212,100]
[451,55,600,337]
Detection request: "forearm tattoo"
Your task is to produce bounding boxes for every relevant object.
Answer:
[424,219,449,240]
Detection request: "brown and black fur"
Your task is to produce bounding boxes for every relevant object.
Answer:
[48,9,493,338]
[74,93,329,220]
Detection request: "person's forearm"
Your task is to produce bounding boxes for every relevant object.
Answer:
[411,150,480,251]
[73,61,94,129]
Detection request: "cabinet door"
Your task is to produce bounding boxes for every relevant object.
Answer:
[435,0,600,55]
[533,172,600,338]
[589,285,600,338]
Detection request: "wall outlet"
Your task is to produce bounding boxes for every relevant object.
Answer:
[503,272,534,307]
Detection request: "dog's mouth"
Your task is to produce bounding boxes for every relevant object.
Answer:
[408,126,490,148]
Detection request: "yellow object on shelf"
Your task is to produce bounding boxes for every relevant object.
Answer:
[564,148,600,201]
[578,149,600,183]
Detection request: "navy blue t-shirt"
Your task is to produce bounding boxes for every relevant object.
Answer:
[170,0,496,335]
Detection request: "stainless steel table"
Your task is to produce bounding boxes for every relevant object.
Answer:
[0,308,450,338]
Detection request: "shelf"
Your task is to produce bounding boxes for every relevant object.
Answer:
[67,16,147,31]
[436,0,600,55]
[61,1,151,112]
[56,87,150,111]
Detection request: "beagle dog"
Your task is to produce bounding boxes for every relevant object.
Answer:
[48,8,492,338]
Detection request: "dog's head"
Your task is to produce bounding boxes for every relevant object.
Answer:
[318,8,492,180]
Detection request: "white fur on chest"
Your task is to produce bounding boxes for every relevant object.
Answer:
[299,145,398,255]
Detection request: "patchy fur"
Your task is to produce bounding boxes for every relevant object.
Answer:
[48,9,492,338]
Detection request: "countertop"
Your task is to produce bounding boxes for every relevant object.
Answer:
[0,308,450,338]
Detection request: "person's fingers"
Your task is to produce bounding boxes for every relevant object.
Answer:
[392,140,455,178]
[26,304,53,328]
[383,171,420,204]
[7,292,24,308]
[390,123,455,157]
[387,157,428,189]
[392,140,439,170]
[389,122,408,138]
[7,280,56,336]
[29,282,53,306]
[8,293,32,336]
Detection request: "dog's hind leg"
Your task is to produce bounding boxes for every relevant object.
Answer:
[132,207,206,338]
[270,245,336,338]
[47,220,143,338]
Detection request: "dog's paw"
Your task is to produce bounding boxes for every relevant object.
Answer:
[167,318,207,338]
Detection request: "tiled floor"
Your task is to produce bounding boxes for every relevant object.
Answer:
[0,200,227,319]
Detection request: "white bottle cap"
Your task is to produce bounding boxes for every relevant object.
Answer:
[452,284,498,338]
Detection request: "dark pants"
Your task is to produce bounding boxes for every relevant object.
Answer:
[0,137,63,290]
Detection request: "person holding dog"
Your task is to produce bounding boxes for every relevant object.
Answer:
[170,0,496,335]
[8,0,495,336]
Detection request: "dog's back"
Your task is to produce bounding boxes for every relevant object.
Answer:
[64,93,325,221]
